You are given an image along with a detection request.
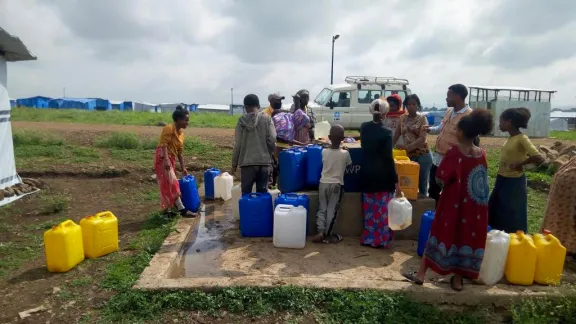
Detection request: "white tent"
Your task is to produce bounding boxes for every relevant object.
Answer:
[550,118,568,132]
[0,27,36,206]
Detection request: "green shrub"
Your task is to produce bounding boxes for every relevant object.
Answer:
[95,133,141,149]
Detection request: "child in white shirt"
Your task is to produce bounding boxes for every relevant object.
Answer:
[312,125,352,244]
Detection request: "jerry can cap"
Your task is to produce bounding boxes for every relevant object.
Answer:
[543,229,552,235]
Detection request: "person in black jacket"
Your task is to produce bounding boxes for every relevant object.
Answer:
[359,98,403,248]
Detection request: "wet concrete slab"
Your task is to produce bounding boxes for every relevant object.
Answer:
[136,200,576,307]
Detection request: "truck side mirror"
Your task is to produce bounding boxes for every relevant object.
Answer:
[329,100,335,110]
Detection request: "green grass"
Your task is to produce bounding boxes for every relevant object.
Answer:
[12,107,239,128]
[12,130,232,171]
[550,130,576,141]
[13,130,101,168]
[98,211,490,323]
[0,206,44,278]
[95,132,142,149]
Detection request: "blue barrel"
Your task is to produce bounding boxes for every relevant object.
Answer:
[295,147,308,189]
[426,115,434,126]
[417,210,435,256]
[239,192,273,237]
[178,175,201,212]
[279,148,303,193]
[306,145,323,187]
[204,168,221,200]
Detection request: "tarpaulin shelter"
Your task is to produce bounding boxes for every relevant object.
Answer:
[92,98,111,111]
[550,118,569,131]
[48,98,97,110]
[0,26,36,206]
[110,100,124,110]
[16,95,51,108]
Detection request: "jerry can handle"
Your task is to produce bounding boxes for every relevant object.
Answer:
[249,193,261,198]
[96,211,114,219]
[278,205,293,211]
[285,193,299,199]
[55,220,75,229]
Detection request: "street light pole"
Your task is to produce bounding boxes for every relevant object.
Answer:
[330,34,340,85]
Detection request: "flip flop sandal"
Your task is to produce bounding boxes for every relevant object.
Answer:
[450,276,464,292]
[324,234,343,244]
[402,272,424,285]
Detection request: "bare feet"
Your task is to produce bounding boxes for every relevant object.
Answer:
[450,275,464,291]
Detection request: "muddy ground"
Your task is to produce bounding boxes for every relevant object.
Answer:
[0,122,574,323]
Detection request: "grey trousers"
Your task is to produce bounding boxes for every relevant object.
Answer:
[316,182,344,236]
[241,165,270,194]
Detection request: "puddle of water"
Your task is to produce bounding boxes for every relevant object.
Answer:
[175,201,236,277]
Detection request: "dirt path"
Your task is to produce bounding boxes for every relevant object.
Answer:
[12,121,569,148]
[12,121,236,147]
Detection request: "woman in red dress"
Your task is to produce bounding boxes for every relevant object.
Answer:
[403,109,494,291]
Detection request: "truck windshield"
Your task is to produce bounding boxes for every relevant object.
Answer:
[314,88,332,106]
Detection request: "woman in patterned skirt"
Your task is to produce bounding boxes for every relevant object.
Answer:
[540,156,576,258]
[403,109,493,291]
[359,99,402,248]
[154,106,196,217]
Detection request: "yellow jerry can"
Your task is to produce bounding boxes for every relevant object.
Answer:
[80,211,119,259]
[393,149,407,159]
[534,230,566,286]
[395,160,420,200]
[44,220,84,273]
[505,231,537,286]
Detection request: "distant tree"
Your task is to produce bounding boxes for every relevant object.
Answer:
[430,107,438,111]
[552,108,562,112]
[571,108,576,112]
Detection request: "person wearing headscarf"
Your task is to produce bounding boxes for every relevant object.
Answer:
[384,94,407,134]
[540,156,576,260]
[359,98,403,248]
[290,89,316,142]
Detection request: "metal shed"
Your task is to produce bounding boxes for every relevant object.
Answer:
[468,85,557,138]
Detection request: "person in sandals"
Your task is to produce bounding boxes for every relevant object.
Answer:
[312,125,351,244]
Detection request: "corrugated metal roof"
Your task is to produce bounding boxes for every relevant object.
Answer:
[468,85,556,92]
[0,27,36,62]
[551,111,576,118]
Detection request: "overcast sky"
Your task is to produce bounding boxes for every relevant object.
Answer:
[1,0,575,107]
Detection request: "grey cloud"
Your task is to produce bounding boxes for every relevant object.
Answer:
[485,0,576,37]
[44,0,184,62]
[208,0,337,64]
[403,1,576,70]
[47,0,159,41]
[476,35,576,69]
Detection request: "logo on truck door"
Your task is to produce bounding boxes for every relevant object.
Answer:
[333,111,340,121]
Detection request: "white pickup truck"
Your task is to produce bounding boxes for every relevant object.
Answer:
[310,76,412,129]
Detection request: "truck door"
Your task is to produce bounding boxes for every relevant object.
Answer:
[350,89,382,129]
[328,91,351,128]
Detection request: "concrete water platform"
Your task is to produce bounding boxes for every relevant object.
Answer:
[135,201,576,307]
